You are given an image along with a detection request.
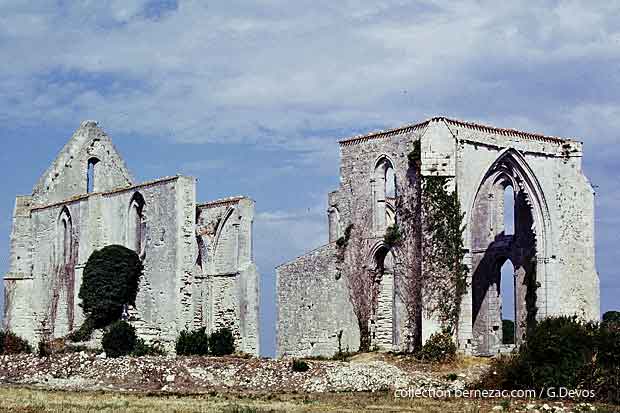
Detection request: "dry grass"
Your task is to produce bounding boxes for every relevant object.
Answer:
[0,386,494,412]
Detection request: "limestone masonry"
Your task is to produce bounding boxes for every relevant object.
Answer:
[2,121,260,355]
[277,117,600,358]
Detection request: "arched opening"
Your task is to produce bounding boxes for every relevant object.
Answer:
[57,208,72,265]
[470,150,547,355]
[127,193,146,257]
[500,259,516,345]
[52,207,75,337]
[373,157,395,232]
[87,158,100,193]
[386,167,396,199]
[61,220,69,264]
[504,185,515,236]
[328,207,342,243]
[372,246,396,350]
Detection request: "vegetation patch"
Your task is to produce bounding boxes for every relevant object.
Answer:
[77,245,143,335]
[176,327,235,356]
[418,331,457,363]
[0,330,32,355]
[291,359,310,373]
[102,321,138,358]
[478,316,620,405]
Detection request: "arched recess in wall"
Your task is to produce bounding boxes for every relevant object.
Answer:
[212,206,239,271]
[86,157,100,194]
[57,206,73,266]
[127,192,146,259]
[373,155,396,232]
[51,206,76,337]
[370,241,402,348]
[328,206,342,242]
[468,148,551,354]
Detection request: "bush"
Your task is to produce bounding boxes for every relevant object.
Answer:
[38,340,52,358]
[593,321,620,404]
[419,331,456,363]
[67,318,95,342]
[478,316,620,404]
[176,328,210,356]
[502,320,515,345]
[79,245,143,328]
[292,359,310,372]
[384,225,402,248]
[515,316,596,390]
[209,328,235,356]
[603,311,620,326]
[132,339,166,357]
[0,330,32,355]
[102,321,137,358]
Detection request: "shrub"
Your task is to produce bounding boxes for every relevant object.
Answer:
[477,316,598,392]
[419,330,456,363]
[384,225,402,248]
[502,320,515,345]
[209,328,235,356]
[602,311,620,326]
[79,245,143,328]
[102,321,137,358]
[292,359,310,373]
[38,340,52,358]
[132,339,166,357]
[176,328,210,356]
[515,316,596,390]
[67,318,95,342]
[593,321,620,404]
[0,330,32,355]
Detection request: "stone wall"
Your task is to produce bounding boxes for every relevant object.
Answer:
[277,116,600,357]
[277,244,359,358]
[195,197,260,355]
[2,122,260,356]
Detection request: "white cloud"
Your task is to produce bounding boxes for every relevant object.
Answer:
[1,0,619,158]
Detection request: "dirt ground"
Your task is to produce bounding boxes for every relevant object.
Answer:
[0,353,616,412]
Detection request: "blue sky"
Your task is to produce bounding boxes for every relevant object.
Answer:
[0,1,618,357]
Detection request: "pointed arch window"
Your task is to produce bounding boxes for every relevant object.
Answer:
[128,193,146,257]
[504,185,515,236]
[58,208,73,265]
[373,156,396,231]
[87,158,100,193]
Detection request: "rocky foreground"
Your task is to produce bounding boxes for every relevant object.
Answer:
[0,352,484,394]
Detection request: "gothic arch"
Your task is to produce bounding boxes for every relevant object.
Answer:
[127,192,146,259]
[56,206,73,265]
[372,155,397,232]
[468,148,551,257]
[468,148,551,354]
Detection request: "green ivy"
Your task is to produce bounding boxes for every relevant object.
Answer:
[422,176,468,334]
[335,223,354,263]
[384,224,402,248]
[78,245,143,331]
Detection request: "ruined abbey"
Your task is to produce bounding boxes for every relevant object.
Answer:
[2,121,260,355]
[277,117,600,357]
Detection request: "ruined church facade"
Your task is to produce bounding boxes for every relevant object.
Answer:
[2,121,260,355]
[277,117,599,358]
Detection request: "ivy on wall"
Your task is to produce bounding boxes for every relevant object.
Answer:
[421,175,469,335]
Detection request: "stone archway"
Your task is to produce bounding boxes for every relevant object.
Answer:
[371,245,397,351]
[469,150,546,355]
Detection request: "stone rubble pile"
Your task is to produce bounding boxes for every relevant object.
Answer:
[0,354,475,394]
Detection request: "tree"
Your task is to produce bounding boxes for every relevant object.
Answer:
[78,245,143,329]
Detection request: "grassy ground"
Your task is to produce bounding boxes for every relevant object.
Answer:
[0,386,514,412]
